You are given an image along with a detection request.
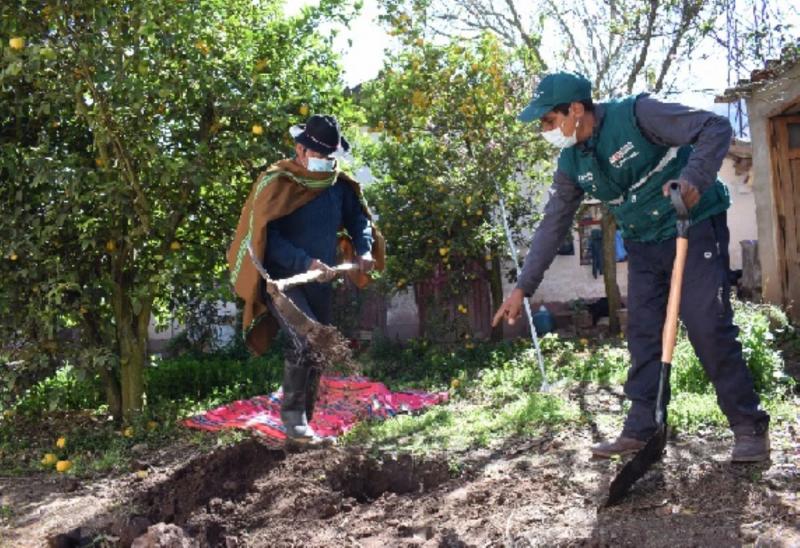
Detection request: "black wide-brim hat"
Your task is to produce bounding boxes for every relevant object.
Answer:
[290,114,350,156]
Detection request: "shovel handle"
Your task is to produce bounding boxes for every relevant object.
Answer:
[275,263,357,292]
[247,243,355,291]
[661,183,689,364]
[661,237,687,364]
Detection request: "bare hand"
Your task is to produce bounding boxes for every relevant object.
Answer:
[492,288,526,327]
[662,179,700,209]
[308,259,337,282]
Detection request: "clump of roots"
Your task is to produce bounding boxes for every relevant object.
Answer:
[266,282,359,374]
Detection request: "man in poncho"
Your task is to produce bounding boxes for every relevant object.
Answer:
[228,114,385,442]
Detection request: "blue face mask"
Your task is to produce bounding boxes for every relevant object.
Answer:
[307,157,336,172]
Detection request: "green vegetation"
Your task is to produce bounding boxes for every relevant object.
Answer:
[0,299,796,475]
[0,346,283,477]
[0,0,358,421]
[348,300,797,453]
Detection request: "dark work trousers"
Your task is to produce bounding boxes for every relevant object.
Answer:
[621,213,770,440]
[264,283,333,421]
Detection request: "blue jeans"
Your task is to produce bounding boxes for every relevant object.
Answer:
[621,213,769,440]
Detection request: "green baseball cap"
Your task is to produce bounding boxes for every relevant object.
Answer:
[518,72,592,123]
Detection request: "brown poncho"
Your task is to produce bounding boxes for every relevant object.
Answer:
[227,159,385,355]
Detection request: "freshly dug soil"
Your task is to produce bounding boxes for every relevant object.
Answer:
[2,393,798,547]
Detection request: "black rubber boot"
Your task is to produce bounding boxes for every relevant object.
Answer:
[305,365,322,421]
[280,364,319,442]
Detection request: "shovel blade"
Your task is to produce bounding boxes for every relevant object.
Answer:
[604,424,667,507]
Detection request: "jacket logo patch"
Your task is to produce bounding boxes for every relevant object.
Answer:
[577,172,594,183]
[609,141,639,168]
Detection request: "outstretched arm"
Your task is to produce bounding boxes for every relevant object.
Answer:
[493,172,584,326]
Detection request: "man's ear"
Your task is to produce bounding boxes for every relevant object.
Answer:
[570,101,586,118]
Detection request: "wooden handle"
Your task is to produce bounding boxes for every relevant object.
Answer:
[274,263,357,292]
[661,237,688,363]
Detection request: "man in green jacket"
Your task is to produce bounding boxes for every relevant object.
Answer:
[493,72,770,462]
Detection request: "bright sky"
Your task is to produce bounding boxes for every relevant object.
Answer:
[285,0,391,88]
[285,0,794,126]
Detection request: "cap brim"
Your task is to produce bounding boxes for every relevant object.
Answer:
[517,101,552,123]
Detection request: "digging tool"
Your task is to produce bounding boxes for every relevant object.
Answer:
[247,244,357,370]
[273,262,357,292]
[495,184,549,391]
[604,181,690,507]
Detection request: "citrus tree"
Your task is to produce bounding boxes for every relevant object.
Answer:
[359,8,549,340]
[0,0,357,420]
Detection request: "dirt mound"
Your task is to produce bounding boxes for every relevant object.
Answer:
[49,440,452,547]
[178,448,452,547]
[34,389,800,547]
[48,423,798,547]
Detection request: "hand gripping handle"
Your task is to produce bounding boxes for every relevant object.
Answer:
[669,182,690,238]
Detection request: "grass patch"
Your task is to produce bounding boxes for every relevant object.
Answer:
[1,298,796,472]
[345,343,582,454]
[348,299,798,452]
[0,347,283,478]
[345,391,579,454]
[669,392,799,433]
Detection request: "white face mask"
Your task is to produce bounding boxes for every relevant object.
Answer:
[307,157,336,172]
[541,119,579,149]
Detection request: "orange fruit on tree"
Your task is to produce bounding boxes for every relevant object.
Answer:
[194,40,209,55]
[56,460,72,473]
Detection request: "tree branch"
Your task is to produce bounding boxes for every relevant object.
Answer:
[503,0,545,67]
[654,0,703,93]
[626,0,660,93]
[78,67,152,234]
[544,1,591,76]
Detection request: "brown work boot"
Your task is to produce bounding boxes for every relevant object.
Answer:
[731,431,770,463]
[591,436,647,458]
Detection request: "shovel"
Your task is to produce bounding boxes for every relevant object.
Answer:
[273,262,357,292]
[604,181,690,507]
[247,244,358,371]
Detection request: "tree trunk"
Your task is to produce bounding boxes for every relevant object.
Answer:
[98,367,123,422]
[489,248,504,342]
[601,207,621,335]
[112,281,152,421]
[83,312,124,421]
[118,328,147,421]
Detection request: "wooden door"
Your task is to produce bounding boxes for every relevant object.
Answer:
[770,114,800,322]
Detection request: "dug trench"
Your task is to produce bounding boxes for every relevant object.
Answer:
[49,438,453,547]
[32,381,800,548]
[45,413,800,547]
